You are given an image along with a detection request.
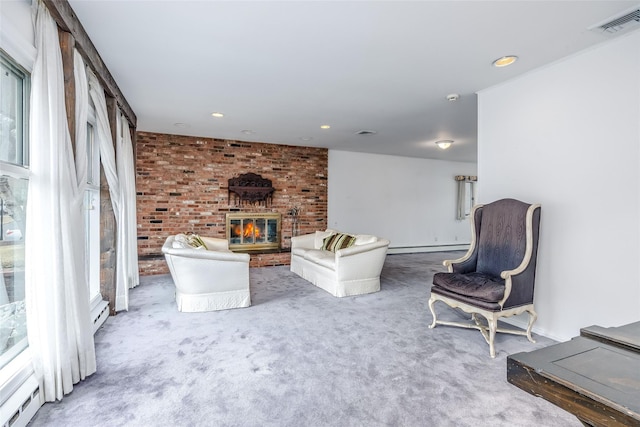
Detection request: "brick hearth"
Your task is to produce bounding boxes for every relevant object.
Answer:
[136,132,328,275]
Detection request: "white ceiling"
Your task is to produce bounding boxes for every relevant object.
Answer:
[68,0,639,163]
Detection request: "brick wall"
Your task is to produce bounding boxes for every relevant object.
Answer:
[136,132,328,275]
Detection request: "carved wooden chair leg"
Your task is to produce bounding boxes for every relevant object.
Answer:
[525,309,538,343]
[488,317,498,358]
[471,313,484,328]
[428,297,438,328]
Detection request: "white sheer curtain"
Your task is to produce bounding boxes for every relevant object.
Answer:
[74,49,88,191]
[87,69,131,311]
[74,49,97,292]
[25,1,96,402]
[87,69,119,219]
[116,113,140,293]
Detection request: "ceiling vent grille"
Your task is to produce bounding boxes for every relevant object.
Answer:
[355,130,377,136]
[589,8,640,34]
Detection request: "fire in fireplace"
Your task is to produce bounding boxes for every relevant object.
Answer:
[226,213,281,251]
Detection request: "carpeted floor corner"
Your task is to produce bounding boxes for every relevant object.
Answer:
[29,252,580,427]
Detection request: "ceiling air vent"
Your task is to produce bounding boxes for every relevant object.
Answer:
[589,7,640,34]
[355,130,377,136]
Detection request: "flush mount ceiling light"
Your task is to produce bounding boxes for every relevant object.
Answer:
[211,112,224,118]
[435,140,454,150]
[492,55,518,67]
[320,125,331,129]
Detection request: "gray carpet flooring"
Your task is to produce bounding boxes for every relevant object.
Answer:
[30,252,580,427]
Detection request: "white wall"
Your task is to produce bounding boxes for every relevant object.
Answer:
[328,150,477,252]
[0,0,36,69]
[478,31,640,341]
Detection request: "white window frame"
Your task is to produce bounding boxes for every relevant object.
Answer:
[86,115,100,299]
[0,52,30,368]
[86,99,108,333]
[0,48,35,422]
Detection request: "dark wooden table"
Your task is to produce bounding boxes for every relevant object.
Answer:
[507,322,640,427]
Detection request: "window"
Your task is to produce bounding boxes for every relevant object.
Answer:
[85,119,101,309]
[463,181,476,217]
[455,175,477,221]
[0,50,30,369]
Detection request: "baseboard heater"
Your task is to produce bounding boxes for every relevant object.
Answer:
[1,300,109,427]
[1,372,41,427]
[387,244,469,255]
[91,299,109,334]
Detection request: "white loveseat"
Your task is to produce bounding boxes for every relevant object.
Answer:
[290,230,390,297]
[162,234,251,312]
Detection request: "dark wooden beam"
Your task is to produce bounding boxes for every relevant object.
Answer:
[130,128,137,177]
[58,29,76,151]
[106,96,119,148]
[43,0,137,129]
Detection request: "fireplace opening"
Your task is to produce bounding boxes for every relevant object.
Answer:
[226,213,281,251]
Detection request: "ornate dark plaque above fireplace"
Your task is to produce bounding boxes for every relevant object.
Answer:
[228,173,275,207]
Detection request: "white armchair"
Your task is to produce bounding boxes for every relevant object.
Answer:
[162,235,251,312]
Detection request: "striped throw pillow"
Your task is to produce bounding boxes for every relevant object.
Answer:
[187,234,208,250]
[321,232,356,252]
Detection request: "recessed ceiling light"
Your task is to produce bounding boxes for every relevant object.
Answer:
[241,130,255,135]
[211,112,224,118]
[173,122,188,128]
[320,125,331,129]
[299,137,313,141]
[492,55,518,67]
[435,140,454,150]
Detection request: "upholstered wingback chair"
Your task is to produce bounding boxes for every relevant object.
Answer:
[429,198,541,358]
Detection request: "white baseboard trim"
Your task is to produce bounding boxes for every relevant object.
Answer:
[500,316,567,343]
[388,244,469,255]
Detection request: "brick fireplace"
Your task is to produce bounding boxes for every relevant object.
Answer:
[136,131,328,274]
